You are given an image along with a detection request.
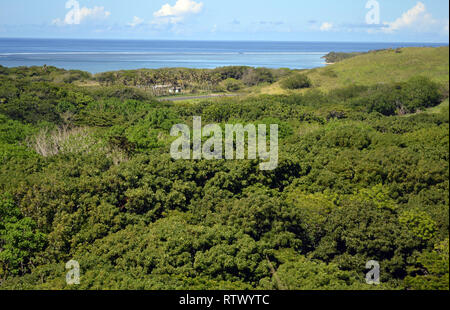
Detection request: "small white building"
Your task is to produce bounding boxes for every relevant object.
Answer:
[152,85,183,94]
[168,87,182,94]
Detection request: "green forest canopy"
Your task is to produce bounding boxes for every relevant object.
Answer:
[0,46,449,290]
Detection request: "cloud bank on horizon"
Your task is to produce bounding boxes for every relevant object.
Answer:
[1,0,448,42]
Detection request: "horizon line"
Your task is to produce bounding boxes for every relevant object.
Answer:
[0,37,448,45]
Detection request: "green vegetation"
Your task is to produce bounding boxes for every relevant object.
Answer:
[322,51,366,64]
[219,78,245,92]
[0,47,449,290]
[322,49,405,64]
[348,76,442,115]
[94,66,288,96]
[260,47,449,95]
[311,47,449,91]
[281,74,312,90]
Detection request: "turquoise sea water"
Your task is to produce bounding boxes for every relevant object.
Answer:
[0,38,446,73]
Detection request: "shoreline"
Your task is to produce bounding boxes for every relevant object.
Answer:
[1,41,448,74]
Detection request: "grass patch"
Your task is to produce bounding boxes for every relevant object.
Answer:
[307,47,449,92]
[427,98,449,114]
[257,47,449,96]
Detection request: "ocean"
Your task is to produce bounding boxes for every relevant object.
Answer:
[0,38,446,73]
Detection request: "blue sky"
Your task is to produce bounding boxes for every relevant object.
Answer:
[0,0,448,42]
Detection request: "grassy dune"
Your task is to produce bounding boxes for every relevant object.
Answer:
[260,46,449,95]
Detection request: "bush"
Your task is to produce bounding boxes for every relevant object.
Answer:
[281,74,312,90]
[322,51,365,63]
[399,76,442,112]
[219,78,245,92]
[0,194,47,276]
[212,66,250,80]
[330,85,368,100]
[87,85,153,101]
[1,60,449,290]
[26,126,100,157]
[242,68,275,86]
[349,77,443,116]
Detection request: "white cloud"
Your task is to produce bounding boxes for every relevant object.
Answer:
[382,2,438,33]
[128,16,144,27]
[52,0,110,26]
[154,0,203,17]
[153,0,203,24]
[320,22,333,31]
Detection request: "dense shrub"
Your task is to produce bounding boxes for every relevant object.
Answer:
[322,51,365,63]
[219,78,245,92]
[0,64,448,290]
[281,74,312,90]
[0,195,47,276]
[349,77,443,116]
[86,85,154,101]
[212,66,250,80]
[398,76,442,112]
[242,68,275,86]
